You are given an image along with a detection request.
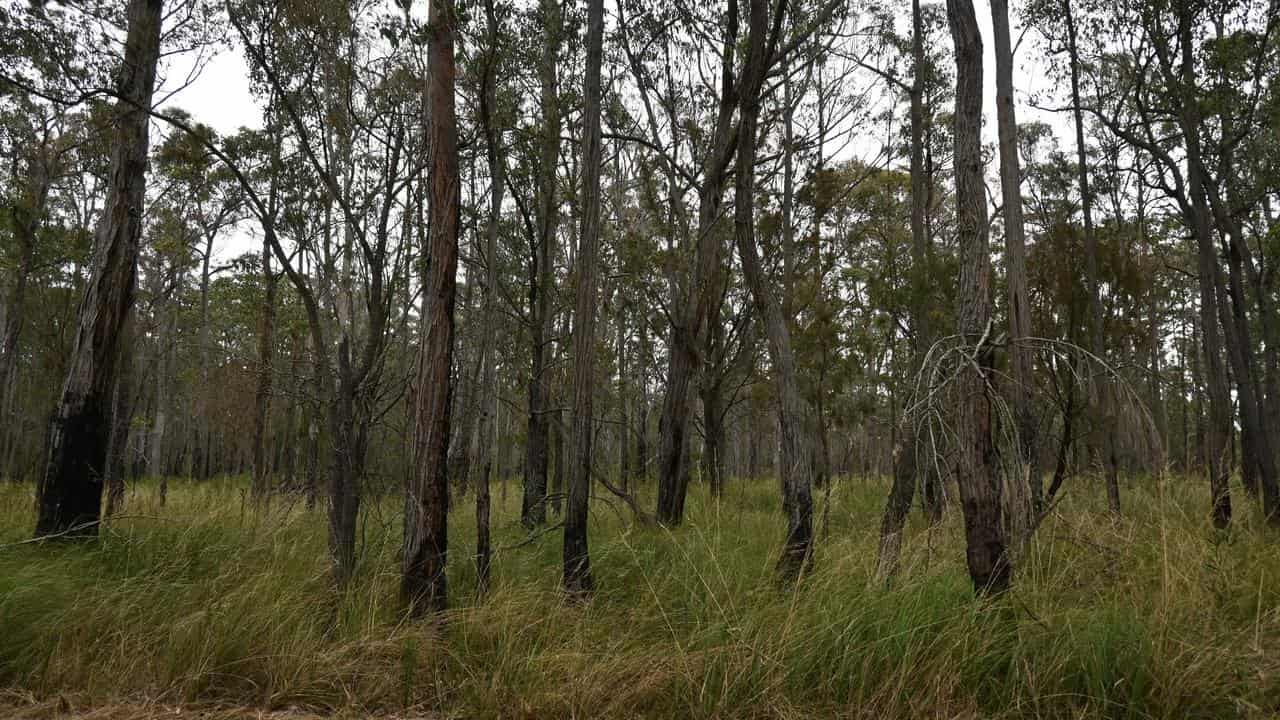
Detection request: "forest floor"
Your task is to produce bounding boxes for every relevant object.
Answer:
[0,474,1278,719]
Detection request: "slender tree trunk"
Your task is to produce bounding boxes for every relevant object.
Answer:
[734,0,814,584]
[0,147,48,437]
[103,323,134,518]
[475,0,504,595]
[403,0,459,615]
[1174,4,1232,528]
[655,0,738,525]
[991,0,1036,533]
[251,232,279,500]
[948,0,1010,594]
[563,0,605,597]
[35,0,163,539]
[522,0,562,528]
[877,0,935,581]
[1064,0,1120,515]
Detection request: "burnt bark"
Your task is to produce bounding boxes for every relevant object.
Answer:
[35,0,163,539]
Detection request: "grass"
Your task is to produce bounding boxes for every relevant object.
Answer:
[0,473,1278,718]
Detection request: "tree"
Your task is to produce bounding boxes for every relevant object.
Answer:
[404,0,460,615]
[734,0,816,583]
[521,0,563,529]
[990,0,1036,532]
[35,0,164,538]
[563,0,606,597]
[1063,0,1120,516]
[946,0,1010,594]
[475,0,508,595]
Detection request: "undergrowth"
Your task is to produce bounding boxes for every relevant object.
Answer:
[0,474,1277,718]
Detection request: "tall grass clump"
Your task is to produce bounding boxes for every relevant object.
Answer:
[1,473,1278,718]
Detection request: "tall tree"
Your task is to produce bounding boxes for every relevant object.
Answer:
[877,0,935,580]
[654,0,739,526]
[475,0,507,595]
[734,0,816,583]
[563,0,605,597]
[35,0,163,538]
[991,0,1036,530]
[522,0,562,528]
[1063,0,1120,515]
[947,0,1010,594]
[404,0,459,614]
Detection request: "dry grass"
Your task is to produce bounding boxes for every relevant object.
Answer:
[1,473,1277,718]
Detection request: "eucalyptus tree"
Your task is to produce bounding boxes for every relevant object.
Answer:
[561,0,606,598]
[946,0,1010,594]
[404,0,459,615]
[990,0,1036,529]
[226,0,421,581]
[35,0,164,538]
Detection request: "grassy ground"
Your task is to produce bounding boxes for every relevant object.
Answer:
[0,474,1277,719]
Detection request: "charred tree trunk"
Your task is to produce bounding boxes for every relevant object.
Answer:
[35,0,163,539]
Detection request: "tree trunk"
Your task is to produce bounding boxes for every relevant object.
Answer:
[947,0,1010,594]
[250,232,279,500]
[734,0,814,584]
[655,0,738,526]
[104,324,135,518]
[0,144,49,438]
[522,0,562,529]
[991,0,1036,534]
[1174,4,1232,528]
[877,0,936,581]
[563,0,605,597]
[475,0,504,596]
[403,0,459,615]
[1064,0,1120,515]
[35,0,163,539]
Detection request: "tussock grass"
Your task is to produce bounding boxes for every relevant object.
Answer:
[1,474,1278,718]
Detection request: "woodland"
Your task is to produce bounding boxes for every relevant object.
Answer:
[1,0,1279,717]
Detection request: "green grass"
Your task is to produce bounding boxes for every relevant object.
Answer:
[1,474,1278,718]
